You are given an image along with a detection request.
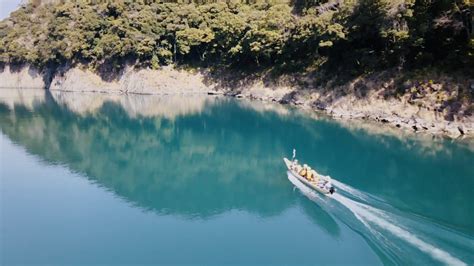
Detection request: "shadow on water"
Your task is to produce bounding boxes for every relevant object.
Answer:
[1,88,473,264]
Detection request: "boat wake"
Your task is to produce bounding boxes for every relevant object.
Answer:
[288,172,473,265]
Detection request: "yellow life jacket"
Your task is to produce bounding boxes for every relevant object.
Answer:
[307,171,313,181]
[299,168,307,177]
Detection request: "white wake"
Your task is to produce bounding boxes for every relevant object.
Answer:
[288,172,467,266]
[332,194,466,266]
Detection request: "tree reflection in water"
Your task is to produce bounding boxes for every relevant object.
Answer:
[0,89,473,236]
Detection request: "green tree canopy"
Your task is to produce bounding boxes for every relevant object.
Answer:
[0,0,471,73]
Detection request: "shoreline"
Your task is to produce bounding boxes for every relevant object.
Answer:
[0,64,472,139]
[231,94,474,140]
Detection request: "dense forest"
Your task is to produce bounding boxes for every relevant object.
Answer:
[0,0,472,77]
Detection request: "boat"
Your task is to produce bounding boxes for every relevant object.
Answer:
[284,154,336,196]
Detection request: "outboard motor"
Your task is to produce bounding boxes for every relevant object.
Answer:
[329,186,335,194]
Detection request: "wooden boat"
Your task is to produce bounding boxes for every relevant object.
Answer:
[283,157,335,196]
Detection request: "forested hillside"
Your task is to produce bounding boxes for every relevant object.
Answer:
[0,0,472,77]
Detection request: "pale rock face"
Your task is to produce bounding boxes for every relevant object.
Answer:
[49,66,214,94]
[310,88,473,138]
[0,65,45,88]
[120,66,213,94]
[49,68,117,92]
[237,83,293,103]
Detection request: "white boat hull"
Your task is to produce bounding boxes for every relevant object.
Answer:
[283,157,333,196]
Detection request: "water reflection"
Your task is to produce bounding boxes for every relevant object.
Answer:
[0,90,316,221]
[0,88,46,110]
[50,90,217,119]
[0,89,473,237]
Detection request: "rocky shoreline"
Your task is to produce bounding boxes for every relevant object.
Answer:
[237,90,473,139]
[243,99,470,139]
[1,64,472,139]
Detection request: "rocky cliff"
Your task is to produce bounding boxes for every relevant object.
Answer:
[0,65,46,88]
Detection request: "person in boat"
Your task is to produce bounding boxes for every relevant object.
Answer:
[291,159,299,171]
[295,164,302,173]
[299,164,308,177]
[324,182,335,194]
[312,170,319,183]
[318,179,326,188]
[306,167,314,181]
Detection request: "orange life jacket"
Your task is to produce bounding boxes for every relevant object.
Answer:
[299,168,307,177]
[307,171,313,181]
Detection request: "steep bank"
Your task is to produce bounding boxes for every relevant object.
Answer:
[0,64,472,138]
[0,65,47,88]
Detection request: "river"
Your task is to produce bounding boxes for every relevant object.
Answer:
[1,89,473,265]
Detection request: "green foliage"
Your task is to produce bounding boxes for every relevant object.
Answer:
[0,0,472,74]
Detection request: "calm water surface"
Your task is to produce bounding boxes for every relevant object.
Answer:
[1,89,473,265]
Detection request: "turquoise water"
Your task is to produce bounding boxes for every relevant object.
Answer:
[1,89,473,265]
